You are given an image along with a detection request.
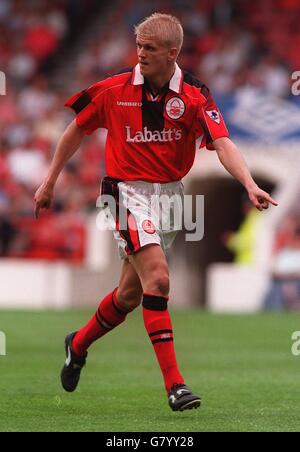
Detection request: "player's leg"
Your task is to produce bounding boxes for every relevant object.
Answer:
[116,258,144,312]
[130,244,201,411]
[71,258,142,356]
[61,259,142,392]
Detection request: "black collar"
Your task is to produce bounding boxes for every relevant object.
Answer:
[144,78,170,97]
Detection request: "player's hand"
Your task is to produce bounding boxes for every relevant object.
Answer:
[34,182,54,219]
[247,186,278,211]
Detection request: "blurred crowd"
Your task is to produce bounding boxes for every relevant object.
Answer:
[0,0,104,262]
[76,0,299,98]
[0,0,300,263]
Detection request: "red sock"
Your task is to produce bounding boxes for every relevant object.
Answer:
[72,288,129,356]
[142,293,184,394]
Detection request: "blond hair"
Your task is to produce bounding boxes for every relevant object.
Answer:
[134,13,184,55]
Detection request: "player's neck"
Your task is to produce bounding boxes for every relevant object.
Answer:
[146,65,176,96]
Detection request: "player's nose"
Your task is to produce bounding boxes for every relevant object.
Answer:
[138,48,146,59]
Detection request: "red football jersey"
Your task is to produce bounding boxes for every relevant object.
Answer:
[65,63,229,183]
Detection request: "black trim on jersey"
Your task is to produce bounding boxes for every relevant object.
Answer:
[201,84,210,99]
[72,92,92,114]
[183,71,203,88]
[112,67,134,76]
[183,71,210,99]
[183,72,212,142]
[144,78,169,98]
[142,86,168,132]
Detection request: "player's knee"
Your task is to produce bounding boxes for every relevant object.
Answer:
[147,272,170,297]
[116,287,142,312]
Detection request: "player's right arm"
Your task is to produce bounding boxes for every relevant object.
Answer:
[34,119,85,219]
[34,74,118,218]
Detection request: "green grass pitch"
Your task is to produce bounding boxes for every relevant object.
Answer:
[0,309,300,432]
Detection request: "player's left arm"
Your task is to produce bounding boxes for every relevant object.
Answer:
[213,136,278,211]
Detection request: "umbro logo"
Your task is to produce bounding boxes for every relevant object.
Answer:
[117,101,142,107]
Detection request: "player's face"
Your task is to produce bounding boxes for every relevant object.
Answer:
[136,36,174,79]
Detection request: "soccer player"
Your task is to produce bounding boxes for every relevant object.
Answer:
[34,13,278,412]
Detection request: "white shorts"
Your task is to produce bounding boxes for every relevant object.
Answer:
[98,176,184,259]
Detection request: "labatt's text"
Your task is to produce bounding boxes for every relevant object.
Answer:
[126,126,182,143]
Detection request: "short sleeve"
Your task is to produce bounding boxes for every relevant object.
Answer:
[64,81,106,135]
[196,88,229,150]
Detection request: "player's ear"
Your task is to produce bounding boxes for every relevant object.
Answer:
[168,48,178,62]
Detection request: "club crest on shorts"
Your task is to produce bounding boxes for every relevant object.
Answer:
[142,219,156,234]
[166,97,185,120]
[206,110,220,124]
